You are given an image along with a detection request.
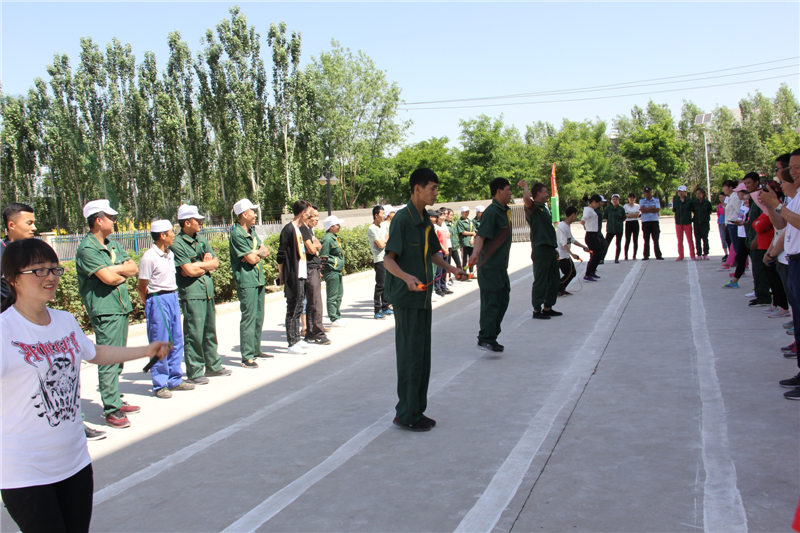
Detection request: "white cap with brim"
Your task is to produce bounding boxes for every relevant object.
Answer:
[177,204,205,220]
[460,206,470,212]
[475,205,485,213]
[83,199,118,219]
[323,215,343,231]
[383,205,393,214]
[611,193,620,198]
[233,199,260,216]
[677,185,687,191]
[599,195,607,202]
[151,220,173,233]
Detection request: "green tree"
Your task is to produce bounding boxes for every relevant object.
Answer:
[392,137,460,202]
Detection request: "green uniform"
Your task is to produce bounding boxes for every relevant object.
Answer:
[229,223,266,362]
[672,195,695,225]
[321,231,345,322]
[476,199,512,344]
[456,217,476,248]
[448,221,460,251]
[75,233,132,416]
[385,203,442,425]
[603,204,626,235]
[692,198,713,256]
[527,201,559,312]
[473,216,482,232]
[745,201,771,303]
[170,230,223,379]
[596,207,608,262]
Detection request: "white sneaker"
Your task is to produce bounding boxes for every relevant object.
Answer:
[745,291,755,298]
[769,308,791,318]
[431,293,441,302]
[763,306,776,314]
[288,344,307,355]
[298,340,314,349]
[331,319,347,328]
[447,280,454,287]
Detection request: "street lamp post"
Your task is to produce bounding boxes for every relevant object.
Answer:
[318,162,339,216]
[695,113,713,194]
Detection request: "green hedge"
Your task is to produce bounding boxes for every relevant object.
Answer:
[51,224,376,333]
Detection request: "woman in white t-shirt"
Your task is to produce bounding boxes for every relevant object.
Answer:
[0,239,169,533]
[623,192,640,260]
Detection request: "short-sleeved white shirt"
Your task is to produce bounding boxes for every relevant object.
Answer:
[556,222,575,259]
[367,223,387,263]
[138,244,177,293]
[582,207,599,232]
[783,195,800,255]
[623,203,640,219]
[1,307,97,489]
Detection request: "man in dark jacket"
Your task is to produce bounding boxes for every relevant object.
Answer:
[278,199,312,354]
[603,194,626,263]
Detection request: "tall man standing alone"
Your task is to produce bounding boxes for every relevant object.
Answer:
[471,178,513,352]
[640,187,664,260]
[171,204,231,383]
[75,200,140,428]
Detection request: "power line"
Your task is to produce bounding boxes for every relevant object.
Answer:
[403,56,800,106]
[398,74,797,111]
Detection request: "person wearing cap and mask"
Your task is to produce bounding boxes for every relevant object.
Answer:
[171,205,231,384]
[75,200,140,429]
[456,206,477,276]
[474,205,485,231]
[640,187,664,260]
[277,200,313,354]
[230,199,270,368]
[692,188,713,260]
[603,194,626,263]
[673,185,697,260]
[136,220,193,398]
[320,215,346,327]
[381,205,394,235]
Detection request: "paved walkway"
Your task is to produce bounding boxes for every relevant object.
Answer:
[3,221,798,532]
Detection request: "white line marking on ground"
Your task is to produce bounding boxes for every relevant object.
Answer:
[688,261,748,533]
[454,260,644,533]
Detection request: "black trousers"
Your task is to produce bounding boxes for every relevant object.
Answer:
[733,239,750,279]
[642,221,662,259]
[462,246,474,272]
[624,221,639,259]
[585,232,602,276]
[558,258,576,293]
[787,259,800,371]
[448,247,462,270]
[305,268,325,341]
[373,261,390,313]
[285,279,306,346]
[1,463,93,533]
[605,231,623,261]
[765,260,788,309]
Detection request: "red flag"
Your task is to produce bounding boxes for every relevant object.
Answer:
[550,163,558,196]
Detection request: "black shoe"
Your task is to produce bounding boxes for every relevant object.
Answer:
[656,257,664,260]
[308,336,332,345]
[85,426,107,441]
[393,416,432,432]
[477,340,504,352]
[779,373,800,388]
[444,288,454,295]
[241,359,259,368]
[722,254,728,262]
[419,414,437,427]
[749,299,769,307]
[544,309,563,317]
[642,257,649,261]
[205,368,233,377]
[532,311,551,320]
[254,352,274,359]
[614,259,619,264]
[785,387,800,400]
[599,260,605,265]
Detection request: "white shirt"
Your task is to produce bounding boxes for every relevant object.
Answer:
[725,194,742,225]
[737,205,749,238]
[294,224,307,279]
[138,244,177,293]
[556,222,575,260]
[582,207,599,232]
[783,195,800,256]
[1,307,97,489]
[367,223,387,263]
[623,203,640,220]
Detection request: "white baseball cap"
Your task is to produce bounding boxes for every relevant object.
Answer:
[323,215,343,231]
[177,204,205,220]
[677,185,687,192]
[383,204,393,214]
[83,199,118,219]
[150,220,173,233]
[233,198,260,216]
[611,193,620,198]
[599,195,607,202]
[460,206,470,212]
[475,205,486,213]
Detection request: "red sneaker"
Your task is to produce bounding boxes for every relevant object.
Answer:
[119,401,140,414]
[105,410,131,429]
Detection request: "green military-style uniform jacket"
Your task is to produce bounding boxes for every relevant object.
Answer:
[229,222,265,288]
[527,201,557,250]
[476,199,512,287]
[385,204,442,309]
[320,232,344,274]
[673,195,695,225]
[456,217,476,248]
[595,207,605,234]
[692,198,713,225]
[473,216,482,232]
[75,233,133,318]
[603,204,626,234]
[448,221,459,251]
[171,230,216,300]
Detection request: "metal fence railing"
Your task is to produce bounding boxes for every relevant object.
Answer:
[50,222,282,261]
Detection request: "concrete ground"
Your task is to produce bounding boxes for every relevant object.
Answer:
[3,220,799,533]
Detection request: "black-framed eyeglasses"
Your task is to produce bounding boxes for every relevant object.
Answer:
[20,267,65,277]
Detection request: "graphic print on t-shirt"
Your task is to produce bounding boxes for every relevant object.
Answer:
[12,332,83,427]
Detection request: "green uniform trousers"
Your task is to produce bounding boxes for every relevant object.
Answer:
[532,246,560,311]
[181,298,222,379]
[324,271,343,322]
[478,275,511,344]
[91,314,129,417]
[394,307,432,425]
[237,285,265,361]
[749,248,772,304]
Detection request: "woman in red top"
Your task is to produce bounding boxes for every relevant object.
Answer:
[754,183,788,315]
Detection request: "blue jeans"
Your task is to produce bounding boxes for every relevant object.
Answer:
[145,292,185,390]
[727,225,740,255]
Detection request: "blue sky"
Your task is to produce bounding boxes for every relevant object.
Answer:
[2,1,798,146]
